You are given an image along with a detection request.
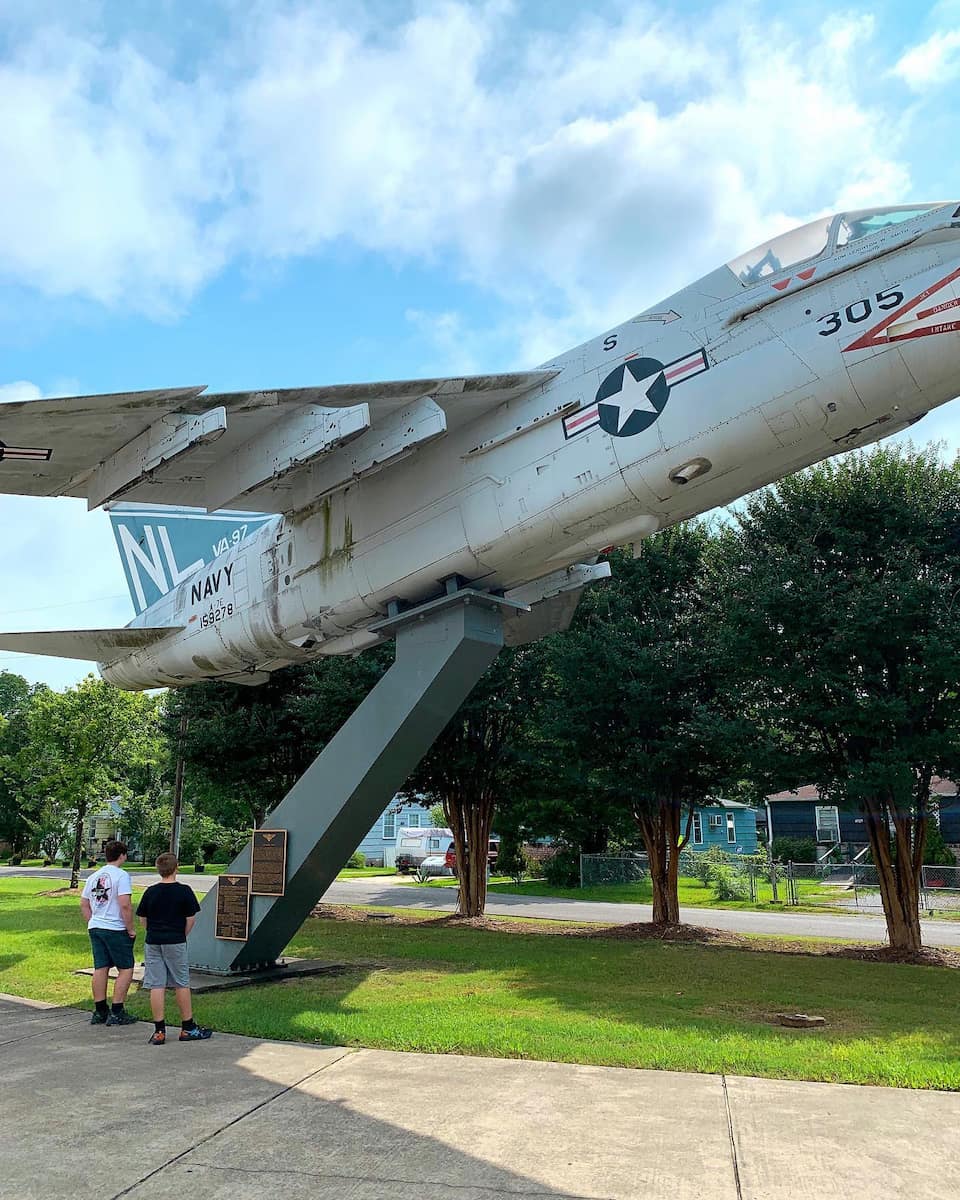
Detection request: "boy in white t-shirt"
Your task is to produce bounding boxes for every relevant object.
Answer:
[79,840,139,1026]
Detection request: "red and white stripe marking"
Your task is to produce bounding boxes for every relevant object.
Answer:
[562,403,600,438]
[0,444,52,462]
[664,348,708,384]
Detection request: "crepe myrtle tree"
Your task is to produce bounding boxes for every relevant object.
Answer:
[543,532,747,925]
[403,645,548,917]
[714,445,960,954]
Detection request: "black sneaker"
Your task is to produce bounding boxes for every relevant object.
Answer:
[106,1010,138,1026]
[90,1010,108,1025]
[148,1030,166,1045]
[179,1026,213,1041]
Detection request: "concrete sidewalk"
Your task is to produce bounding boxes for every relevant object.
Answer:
[1,994,958,1200]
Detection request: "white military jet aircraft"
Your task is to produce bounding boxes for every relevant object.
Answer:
[2,202,960,690]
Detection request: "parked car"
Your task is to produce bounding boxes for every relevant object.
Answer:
[444,838,501,876]
[394,827,453,874]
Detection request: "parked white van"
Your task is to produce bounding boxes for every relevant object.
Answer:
[394,826,454,874]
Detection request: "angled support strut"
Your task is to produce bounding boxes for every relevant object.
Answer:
[188,590,518,973]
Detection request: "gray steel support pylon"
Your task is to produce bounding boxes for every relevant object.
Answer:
[188,591,512,973]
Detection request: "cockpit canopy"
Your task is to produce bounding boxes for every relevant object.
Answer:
[728,204,942,286]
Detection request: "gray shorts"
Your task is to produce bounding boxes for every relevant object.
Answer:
[142,942,191,990]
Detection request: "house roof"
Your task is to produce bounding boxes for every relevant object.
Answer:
[702,799,754,810]
[768,778,958,803]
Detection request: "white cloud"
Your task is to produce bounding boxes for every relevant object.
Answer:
[0,2,913,341]
[894,28,960,90]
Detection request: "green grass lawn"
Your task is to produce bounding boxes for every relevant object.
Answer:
[474,874,838,912]
[2,877,959,1090]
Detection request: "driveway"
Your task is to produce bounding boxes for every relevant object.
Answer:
[3,992,958,1200]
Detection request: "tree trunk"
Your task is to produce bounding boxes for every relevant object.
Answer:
[634,797,685,926]
[862,795,923,954]
[69,796,89,890]
[444,788,494,917]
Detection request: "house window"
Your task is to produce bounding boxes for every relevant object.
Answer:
[815,805,840,843]
[382,812,397,840]
[726,812,736,844]
[708,814,723,829]
[692,812,703,845]
[406,812,421,828]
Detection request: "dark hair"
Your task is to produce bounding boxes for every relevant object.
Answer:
[104,840,128,863]
[155,852,178,878]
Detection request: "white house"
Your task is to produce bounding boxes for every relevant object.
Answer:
[354,798,435,866]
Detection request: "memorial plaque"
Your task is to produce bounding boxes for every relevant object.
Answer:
[251,829,288,896]
[215,874,250,941]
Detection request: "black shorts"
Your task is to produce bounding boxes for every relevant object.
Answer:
[89,927,134,971]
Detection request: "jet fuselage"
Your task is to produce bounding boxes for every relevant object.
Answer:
[103,203,960,689]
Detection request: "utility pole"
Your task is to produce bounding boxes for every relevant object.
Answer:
[170,713,188,856]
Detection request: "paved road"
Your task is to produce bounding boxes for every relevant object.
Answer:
[9,865,960,946]
[3,991,958,1200]
[321,877,960,947]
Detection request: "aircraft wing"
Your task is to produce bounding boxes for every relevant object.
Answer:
[0,627,183,661]
[0,371,557,513]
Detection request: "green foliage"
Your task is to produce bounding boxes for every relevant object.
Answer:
[429,804,446,828]
[541,845,581,888]
[165,647,392,831]
[709,864,748,902]
[530,531,750,924]
[772,837,817,864]
[683,845,731,884]
[923,822,956,867]
[712,446,960,947]
[495,833,528,884]
[346,851,366,869]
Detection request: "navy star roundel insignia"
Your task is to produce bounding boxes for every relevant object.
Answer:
[562,348,709,440]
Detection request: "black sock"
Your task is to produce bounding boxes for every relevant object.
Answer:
[154,1020,166,1033]
[111,1002,125,1014]
[95,1000,109,1016]
[182,1018,196,1031]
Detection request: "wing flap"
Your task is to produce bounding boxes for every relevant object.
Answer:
[0,627,183,662]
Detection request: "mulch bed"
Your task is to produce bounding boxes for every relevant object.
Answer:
[308,903,960,967]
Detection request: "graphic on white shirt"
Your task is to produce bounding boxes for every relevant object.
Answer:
[81,863,133,931]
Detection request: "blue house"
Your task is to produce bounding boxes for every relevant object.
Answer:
[767,780,960,851]
[354,797,435,867]
[687,800,757,854]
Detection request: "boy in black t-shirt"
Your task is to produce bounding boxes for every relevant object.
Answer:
[136,853,212,1045]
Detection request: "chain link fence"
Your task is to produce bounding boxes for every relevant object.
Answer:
[579,851,960,915]
[580,853,649,887]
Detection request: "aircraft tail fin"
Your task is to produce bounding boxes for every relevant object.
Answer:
[107,503,280,614]
[0,627,182,662]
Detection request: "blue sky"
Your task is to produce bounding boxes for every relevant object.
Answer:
[2,0,960,688]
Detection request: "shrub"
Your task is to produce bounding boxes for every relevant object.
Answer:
[9,856,22,866]
[193,861,205,873]
[771,837,817,864]
[923,822,957,867]
[542,845,582,888]
[345,851,366,869]
[709,864,748,901]
[42,858,54,866]
[495,837,527,885]
[85,859,97,868]
[687,845,729,885]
